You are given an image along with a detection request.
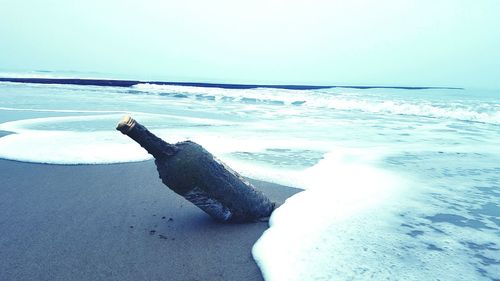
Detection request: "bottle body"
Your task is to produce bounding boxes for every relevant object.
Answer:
[156,141,274,222]
[117,116,275,222]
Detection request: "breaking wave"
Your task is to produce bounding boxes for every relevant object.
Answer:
[133,83,500,125]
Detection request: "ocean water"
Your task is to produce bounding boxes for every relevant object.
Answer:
[0,80,499,280]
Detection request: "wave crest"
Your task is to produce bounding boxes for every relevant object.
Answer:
[132,83,500,125]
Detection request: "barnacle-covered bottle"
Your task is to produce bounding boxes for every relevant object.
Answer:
[116,116,275,222]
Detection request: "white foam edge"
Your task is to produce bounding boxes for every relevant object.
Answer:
[251,150,410,281]
[0,130,151,164]
[0,110,235,132]
[0,113,237,164]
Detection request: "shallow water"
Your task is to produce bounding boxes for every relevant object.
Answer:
[0,81,499,280]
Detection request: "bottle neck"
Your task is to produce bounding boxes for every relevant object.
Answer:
[117,116,177,159]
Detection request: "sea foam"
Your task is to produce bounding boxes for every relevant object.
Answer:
[252,149,497,281]
[0,111,321,167]
[0,114,151,164]
[252,149,405,280]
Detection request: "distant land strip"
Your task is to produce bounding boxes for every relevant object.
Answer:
[0,77,463,90]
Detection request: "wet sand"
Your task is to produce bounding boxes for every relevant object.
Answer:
[0,159,300,281]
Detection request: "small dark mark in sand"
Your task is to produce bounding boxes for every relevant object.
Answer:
[168,218,173,222]
[130,226,134,229]
[149,230,156,235]
[162,216,166,219]
[159,234,168,240]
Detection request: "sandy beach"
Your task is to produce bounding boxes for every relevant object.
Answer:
[0,158,300,281]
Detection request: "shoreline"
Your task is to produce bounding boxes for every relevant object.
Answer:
[0,159,301,281]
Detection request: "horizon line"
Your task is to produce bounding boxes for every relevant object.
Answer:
[0,77,464,90]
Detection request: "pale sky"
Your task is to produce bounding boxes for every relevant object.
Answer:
[1,0,499,88]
